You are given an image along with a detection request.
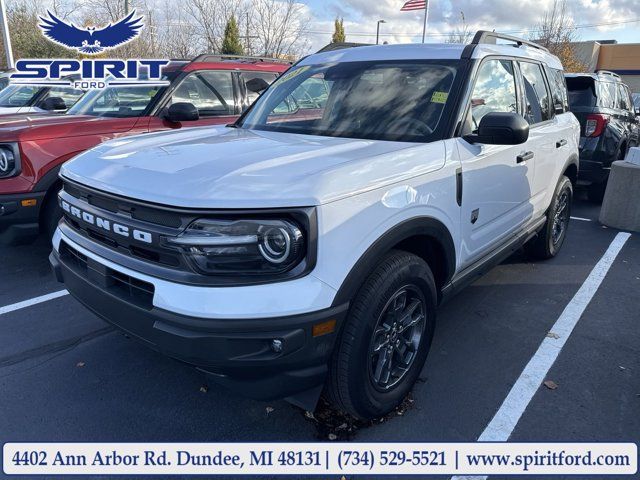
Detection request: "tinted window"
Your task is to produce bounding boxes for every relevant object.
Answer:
[520,62,551,124]
[566,77,596,108]
[597,82,617,109]
[617,84,631,111]
[170,71,235,116]
[548,68,569,113]
[240,60,461,143]
[241,72,278,104]
[468,59,517,131]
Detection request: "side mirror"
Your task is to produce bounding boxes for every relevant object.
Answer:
[246,77,270,94]
[166,102,199,123]
[464,112,529,145]
[41,96,66,111]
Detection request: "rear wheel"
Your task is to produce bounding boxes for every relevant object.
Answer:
[588,144,625,203]
[527,175,572,260]
[587,182,606,203]
[326,250,437,420]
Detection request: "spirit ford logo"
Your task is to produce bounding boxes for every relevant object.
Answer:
[61,199,153,244]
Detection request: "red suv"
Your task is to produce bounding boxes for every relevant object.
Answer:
[0,55,289,244]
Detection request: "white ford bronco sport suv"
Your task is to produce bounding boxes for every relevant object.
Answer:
[50,32,579,420]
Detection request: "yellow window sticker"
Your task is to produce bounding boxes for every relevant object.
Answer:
[431,91,449,104]
[278,65,310,83]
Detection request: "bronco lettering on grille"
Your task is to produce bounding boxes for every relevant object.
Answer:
[61,199,153,244]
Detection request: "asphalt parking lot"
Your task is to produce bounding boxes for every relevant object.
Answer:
[1,192,638,480]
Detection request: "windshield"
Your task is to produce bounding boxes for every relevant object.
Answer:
[67,74,175,118]
[0,84,41,108]
[239,60,461,142]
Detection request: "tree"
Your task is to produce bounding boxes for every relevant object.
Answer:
[332,17,345,44]
[221,15,244,54]
[446,11,472,44]
[532,0,587,72]
[252,0,309,58]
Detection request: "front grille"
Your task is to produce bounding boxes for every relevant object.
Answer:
[65,182,183,228]
[60,241,155,309]
[61,182,188,270]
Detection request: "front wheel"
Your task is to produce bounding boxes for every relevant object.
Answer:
[527,176,572,260]
[326,251,437,420]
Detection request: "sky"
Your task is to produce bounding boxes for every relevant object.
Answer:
[301,0,640,52]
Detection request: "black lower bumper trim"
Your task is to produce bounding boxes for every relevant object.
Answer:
[50,247,348,401]
[0,191,46,245]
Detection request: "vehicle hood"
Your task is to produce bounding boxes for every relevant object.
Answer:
[0,114,125,140]
[61,126,446,208]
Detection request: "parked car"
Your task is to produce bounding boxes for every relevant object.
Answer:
[0,55,289,245]
[0,70,14,91]
[50,32,579,419]
[633,92,640,115]
[0,79,86,115]
[565,71,640,202]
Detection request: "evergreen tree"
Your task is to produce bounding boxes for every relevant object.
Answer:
[221,16,244,55]
[331,18,345,44]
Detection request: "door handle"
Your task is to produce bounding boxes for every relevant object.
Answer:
[517,151,534,163]
[556,139,567,148]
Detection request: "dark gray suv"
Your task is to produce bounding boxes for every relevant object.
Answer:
[566,71,640,202]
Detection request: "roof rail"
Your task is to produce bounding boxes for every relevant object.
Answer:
[317,42,373,53]
[191,54,294,65]
[596,70,621,79]
[462,30,549,58]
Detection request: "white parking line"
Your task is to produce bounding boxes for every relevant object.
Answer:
[452,231,631,480]
[570,216,592,222]
[0,290,69,316]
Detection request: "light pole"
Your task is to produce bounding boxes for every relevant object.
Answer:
[376,20,386,45]
[0,0,13,70]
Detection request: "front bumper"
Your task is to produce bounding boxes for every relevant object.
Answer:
[0,191,46,245]
[50,237,349,403]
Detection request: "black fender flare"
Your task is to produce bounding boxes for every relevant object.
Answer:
[33,164,63,195]
[331,216,456,307]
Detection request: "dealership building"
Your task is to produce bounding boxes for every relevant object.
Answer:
[574,40,640,92]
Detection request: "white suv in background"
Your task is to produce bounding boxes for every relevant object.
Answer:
[50,31,580,420]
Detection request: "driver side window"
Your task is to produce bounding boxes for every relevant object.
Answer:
[469,59,517,132]
[169,71,235,116]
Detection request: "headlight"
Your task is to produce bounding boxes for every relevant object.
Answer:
[0,143,20,179]
[166,218,307,276]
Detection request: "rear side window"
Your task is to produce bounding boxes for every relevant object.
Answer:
[469,59,517,131]
[520,62,551,124]
[548,68,569,113]
[566,77,596,108]
[617,84,632,112]
[597,82,617,109]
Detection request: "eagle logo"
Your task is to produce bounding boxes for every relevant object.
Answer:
[39,11,144,55]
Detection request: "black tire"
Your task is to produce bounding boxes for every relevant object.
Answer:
[40,187,63,244]
[326,250,437,420]
[527,175,572,260]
